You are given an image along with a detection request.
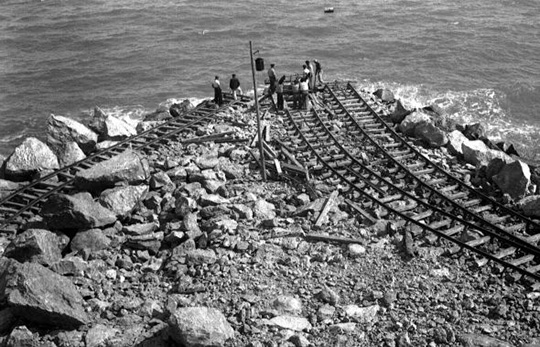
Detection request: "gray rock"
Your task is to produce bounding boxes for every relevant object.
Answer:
[181,212,202,239]
[218,158,245,179]
[86,324,120,347]
[150,171,174,190]
[95,140,119,151]
[169,307,234,347]
[5,137,59,181]
[89,106,137,141]
[518,195,540,218]
[71,228,111,253]
[463,123,487,140]
[373,89,395,102]
[50,256,87,276]
[493,160,531,200]
[199,194,229,207]
[253,199,276,219]
[175,196,198,218]
[0,258,89,328]
[458,333,512,347]
[288,334,311,347]
[317,304,335,321]
[123,222,158,236]
[125,232,163,255]
[398,111,431,137]
[4,229,64,266]
[486,157,513,181]
[463,140,513,167]
[195,155,220,170]
[6,325,40,347]
[447,130,468,156]
[414,122,448,147]
[55,141,86,167]
[348,244,366,257]
[316,286,340,305]
[269,315,312,332]
[343,304,380,324]
[273,296,303,315]
[99,185,149,218]
[329,323,356,333]
[136,120,166,134]
[0,179,20,199]
[41,192,117,230]
[185,249,217,265]
[166,166,188,181]
[74,150,150,191]
[231,204,253,220]
[47,114,98,154]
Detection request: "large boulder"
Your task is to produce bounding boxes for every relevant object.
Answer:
[398,111,432,137]
[89,107,137,141]
[518,195,540,218]
[99,185,149,218]
[40,192,117,230]
[413,122,448,148]
[388,100,412,124]
[4,137,59,181]
[492,160,531,200]
[373,89,395,103]
[462,140,513,167]
[169,100,193,118]
[70,229,111,253]
[462,123,487,140]
[168,307,234,347]
[446,130,469,156]
[74,150,150,191]
[55,141,86,168]
[47,114,98,155]
[3,229,64,266]
[0,258,89,328]
[0,179,21,200]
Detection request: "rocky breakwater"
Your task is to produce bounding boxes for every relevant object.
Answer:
[0,91,539,346]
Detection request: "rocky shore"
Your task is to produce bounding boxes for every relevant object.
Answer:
[0,88,540,347]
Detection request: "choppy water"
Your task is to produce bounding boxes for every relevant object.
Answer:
[1,0,539,159]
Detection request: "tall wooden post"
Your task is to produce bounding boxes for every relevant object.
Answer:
[250,41,267,181]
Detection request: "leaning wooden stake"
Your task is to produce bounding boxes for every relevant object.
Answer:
[315,190,339,227]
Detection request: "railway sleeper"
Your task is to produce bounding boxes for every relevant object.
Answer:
[509,254,535,267]
[470,204,492,215]
[448,236,491,255]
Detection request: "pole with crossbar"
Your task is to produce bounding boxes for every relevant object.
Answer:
[249,41,267,181]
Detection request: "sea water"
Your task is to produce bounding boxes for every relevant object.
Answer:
[1,0,539,159]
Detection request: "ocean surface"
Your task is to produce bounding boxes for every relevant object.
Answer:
[1,0,539,160]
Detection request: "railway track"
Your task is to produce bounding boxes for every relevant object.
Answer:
[278,84,540,282]
[0,94,251,230]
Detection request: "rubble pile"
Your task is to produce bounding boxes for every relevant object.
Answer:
[0,93,539,347]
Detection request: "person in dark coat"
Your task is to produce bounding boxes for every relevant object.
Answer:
[276,75,286,111]
[229,74,242,100]
[268,64,277,95]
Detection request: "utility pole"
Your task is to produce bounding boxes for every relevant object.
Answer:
[249,41,266,181]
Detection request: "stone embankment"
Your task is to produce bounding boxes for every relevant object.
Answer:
[0,90,539,346]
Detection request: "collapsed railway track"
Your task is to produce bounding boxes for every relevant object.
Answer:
[277,82,540,282]
[0,94,251,230]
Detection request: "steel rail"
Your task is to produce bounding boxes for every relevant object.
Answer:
[320,85,540,253]
[283,107,540,281]
[0,94,250,228]
[324,82,540,234]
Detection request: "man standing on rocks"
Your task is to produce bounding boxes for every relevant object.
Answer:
[212,76,223,106]
[268,64,277,95]
[229,74,242,100]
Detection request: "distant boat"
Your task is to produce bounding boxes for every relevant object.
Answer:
[324,7,334,13]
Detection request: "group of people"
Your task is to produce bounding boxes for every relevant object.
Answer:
[211,73,243,106]
[267,60,323,111]
[211,59,323,110]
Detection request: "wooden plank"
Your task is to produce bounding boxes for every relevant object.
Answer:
[274,159,282,175]
[315,190,339,227]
